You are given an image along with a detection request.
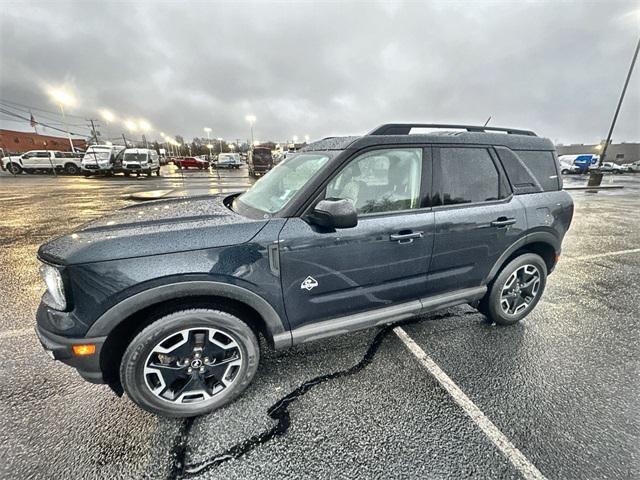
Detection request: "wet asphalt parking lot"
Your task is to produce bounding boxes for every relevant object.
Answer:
[0,166,638,479]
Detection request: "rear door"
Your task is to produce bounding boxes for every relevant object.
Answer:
[428,146,525,294]
[278,146,434,331]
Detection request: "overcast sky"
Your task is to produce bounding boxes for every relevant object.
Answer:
[1,0,638,145]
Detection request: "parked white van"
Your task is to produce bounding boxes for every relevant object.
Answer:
[122,148,161,176]
[82,145,126,176]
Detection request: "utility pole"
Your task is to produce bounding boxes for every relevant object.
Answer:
[88,119,100,145]
[589,36,640,187]
[122,133,128,148]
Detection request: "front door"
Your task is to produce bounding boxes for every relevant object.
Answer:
[278,147,434,331]
[427,146,526,294]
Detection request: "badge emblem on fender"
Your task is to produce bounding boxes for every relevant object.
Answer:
[301,276,319,291]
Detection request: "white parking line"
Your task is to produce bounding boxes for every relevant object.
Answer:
[394,326,547,480]
[566,248,640,262]
[0,327,33,340]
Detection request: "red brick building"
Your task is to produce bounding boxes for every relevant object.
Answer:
[0,129,86,154]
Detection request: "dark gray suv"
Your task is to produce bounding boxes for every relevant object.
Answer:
[35,123,574,417]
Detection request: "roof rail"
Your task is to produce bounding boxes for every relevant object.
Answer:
[368,123,537,137]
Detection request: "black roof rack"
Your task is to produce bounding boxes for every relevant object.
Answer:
[368,123,537,137]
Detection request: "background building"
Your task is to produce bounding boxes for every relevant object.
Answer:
[556,142,640,164]
[0,129,86,154]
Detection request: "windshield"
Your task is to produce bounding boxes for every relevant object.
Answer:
[124,153,148,162]
[83,150,111,162]
[235,153,331,215]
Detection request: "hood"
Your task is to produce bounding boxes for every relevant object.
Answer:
[38,194,268,265]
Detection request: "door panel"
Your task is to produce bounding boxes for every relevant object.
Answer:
[428,146,526,294]
[429,199,525,293]
[278,212,434,330]
[278,145,434,330]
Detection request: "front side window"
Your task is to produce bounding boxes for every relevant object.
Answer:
[438,148,500,205]
[326,148,422,214]
[235,153,331,215]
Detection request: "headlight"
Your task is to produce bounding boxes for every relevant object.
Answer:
[39,263,66,310]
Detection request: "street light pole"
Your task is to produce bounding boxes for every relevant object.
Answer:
[58,103,75,153]
[589,35,640,187]
[246,115,256,149]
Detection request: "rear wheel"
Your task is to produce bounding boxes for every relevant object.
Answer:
[146,169,152,177]
[156,168,161,176]
[479,253,547,325]
[120,309,259,417]
[561,169,569,175]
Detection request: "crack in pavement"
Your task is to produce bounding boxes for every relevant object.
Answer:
[168,310,476,479]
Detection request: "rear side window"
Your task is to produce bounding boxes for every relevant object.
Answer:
[438,147,501,205]
[513,150,559,191]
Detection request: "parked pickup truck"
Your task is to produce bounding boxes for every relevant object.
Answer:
[1,150,83,175]
[175,156,210,169]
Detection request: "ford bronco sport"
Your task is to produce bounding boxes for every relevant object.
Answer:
[35,123,573,417]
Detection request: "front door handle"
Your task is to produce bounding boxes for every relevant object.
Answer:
[390,231,424,244]
[491,217,516,227]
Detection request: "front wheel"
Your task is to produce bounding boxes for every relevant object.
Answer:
[479,253,547,325]
[64,163,80,175]
[120,309,260,417]
[6,163,22,175]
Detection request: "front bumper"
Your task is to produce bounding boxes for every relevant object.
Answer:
[35,324,107,384]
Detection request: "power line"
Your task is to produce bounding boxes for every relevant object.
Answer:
[0,100,88,126]
[0,108,90,137]
[0,98,86,119]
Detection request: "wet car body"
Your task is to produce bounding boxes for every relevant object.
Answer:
[176,156,210,169]
[35,123,573,415]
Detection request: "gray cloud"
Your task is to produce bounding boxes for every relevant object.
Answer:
[1,0,638,144]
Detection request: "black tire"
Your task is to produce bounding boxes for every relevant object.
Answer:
[64,163,79,175]
[479,253,547,326]
[7,162,22,175]
[124,172,131,177]
[561,169,569,175]
[156,169,161,176]
[146,170,152,177]
[120,309,260,417]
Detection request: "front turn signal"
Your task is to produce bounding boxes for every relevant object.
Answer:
[72,344,96,356]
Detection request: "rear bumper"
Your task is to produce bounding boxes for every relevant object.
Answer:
[34,324,107,384]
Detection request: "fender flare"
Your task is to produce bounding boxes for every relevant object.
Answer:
[86,281,292,349]
[484,231,560,285]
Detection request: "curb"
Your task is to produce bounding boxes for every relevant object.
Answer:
[564,185,624,190]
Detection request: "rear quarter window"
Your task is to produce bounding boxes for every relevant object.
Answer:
[513,150,560,191]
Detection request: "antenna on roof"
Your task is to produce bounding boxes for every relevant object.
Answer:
[483,116,492,127]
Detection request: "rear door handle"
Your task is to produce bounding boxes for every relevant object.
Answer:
[491,217,516,227]
[390,231,424,244]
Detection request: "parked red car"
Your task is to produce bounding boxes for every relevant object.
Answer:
[175,156,210,169]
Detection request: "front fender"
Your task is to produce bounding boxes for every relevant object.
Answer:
[86,280,292,349]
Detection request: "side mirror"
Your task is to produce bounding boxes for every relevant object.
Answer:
[310,198,358,229]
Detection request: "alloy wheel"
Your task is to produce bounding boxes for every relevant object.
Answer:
[500,264,541,315]
[144,327,243,404]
